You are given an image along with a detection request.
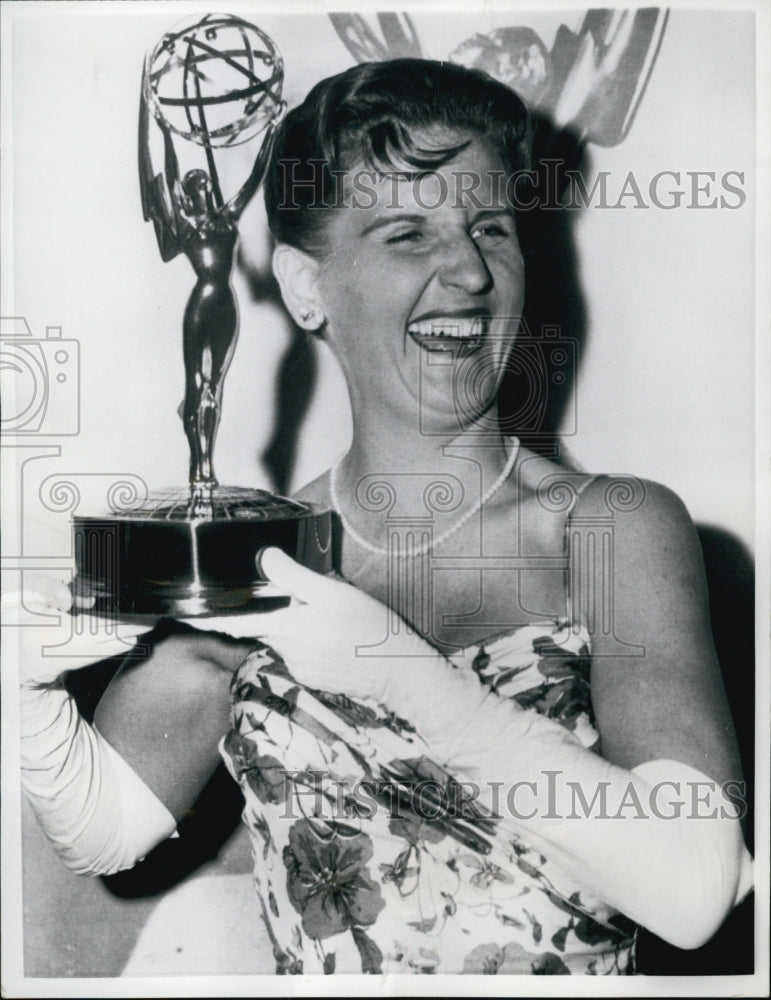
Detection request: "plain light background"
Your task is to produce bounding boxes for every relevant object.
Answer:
[1,0,762,989]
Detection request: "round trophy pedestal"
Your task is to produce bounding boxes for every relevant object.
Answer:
[73,486,333,617]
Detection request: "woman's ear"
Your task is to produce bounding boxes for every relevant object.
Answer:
[272,244,326,332]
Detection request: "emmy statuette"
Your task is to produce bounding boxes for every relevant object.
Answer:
[73,14,332,617]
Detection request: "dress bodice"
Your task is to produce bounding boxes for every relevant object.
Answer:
[220,617,636,975]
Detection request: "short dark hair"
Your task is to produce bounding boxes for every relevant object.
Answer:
[264,58,532,255]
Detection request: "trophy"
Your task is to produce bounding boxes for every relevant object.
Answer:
[330,9,669,146]
[73,14,332,617]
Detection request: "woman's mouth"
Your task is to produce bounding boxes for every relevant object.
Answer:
[406,315,490,353]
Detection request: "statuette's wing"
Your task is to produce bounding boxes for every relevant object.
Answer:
[330,13,422,63]
[565,8,669,147]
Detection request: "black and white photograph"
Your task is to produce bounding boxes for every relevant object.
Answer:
[1,0,768,995]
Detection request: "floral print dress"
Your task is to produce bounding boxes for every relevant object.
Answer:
[220,619,636,975]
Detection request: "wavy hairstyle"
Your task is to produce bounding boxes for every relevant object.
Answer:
[264,58,533,256]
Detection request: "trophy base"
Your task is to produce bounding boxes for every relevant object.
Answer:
[72,485,333,617]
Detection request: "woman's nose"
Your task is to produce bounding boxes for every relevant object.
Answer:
[437,235,493,295]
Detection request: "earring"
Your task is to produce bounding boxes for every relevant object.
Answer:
[299,306,325,329]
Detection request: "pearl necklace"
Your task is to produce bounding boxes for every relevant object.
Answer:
[329,437,521,558]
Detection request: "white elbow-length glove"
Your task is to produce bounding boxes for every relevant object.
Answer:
[191,549,754,951]
[5,577,176,876]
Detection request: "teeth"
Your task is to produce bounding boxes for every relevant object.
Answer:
[407,317,489,339]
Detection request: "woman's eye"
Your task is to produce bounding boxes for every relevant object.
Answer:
[386,230,424,245]
[471,223,510,242]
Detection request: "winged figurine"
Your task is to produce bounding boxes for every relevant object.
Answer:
[328,12,423,63]
[331,8,669,148]
[138,56,279,501]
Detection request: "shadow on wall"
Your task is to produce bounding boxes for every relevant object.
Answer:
[238,247,318,498]
[499,118,587,459]
[637,525,755,976]
[697,525,756,848]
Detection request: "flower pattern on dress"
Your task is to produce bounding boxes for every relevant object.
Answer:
[222,730,288,805]
[220,617,636,975]
[283,819,385,940]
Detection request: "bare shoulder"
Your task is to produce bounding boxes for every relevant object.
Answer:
[570,474,711,640]
[575,474,694,525]
[571,477,740,779]
[572,475,703,575]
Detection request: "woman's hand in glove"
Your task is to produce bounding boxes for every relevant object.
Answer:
[183,548,415,703]
[3,573,156,685]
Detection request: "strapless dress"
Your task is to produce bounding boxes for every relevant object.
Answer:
[220,617,637,975]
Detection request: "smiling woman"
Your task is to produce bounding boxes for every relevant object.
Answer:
[15,56,754,978]
[273,134,526,443]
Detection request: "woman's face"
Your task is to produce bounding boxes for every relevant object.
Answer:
[311,128,526,434]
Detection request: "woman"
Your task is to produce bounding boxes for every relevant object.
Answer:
[15,60,752,976]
